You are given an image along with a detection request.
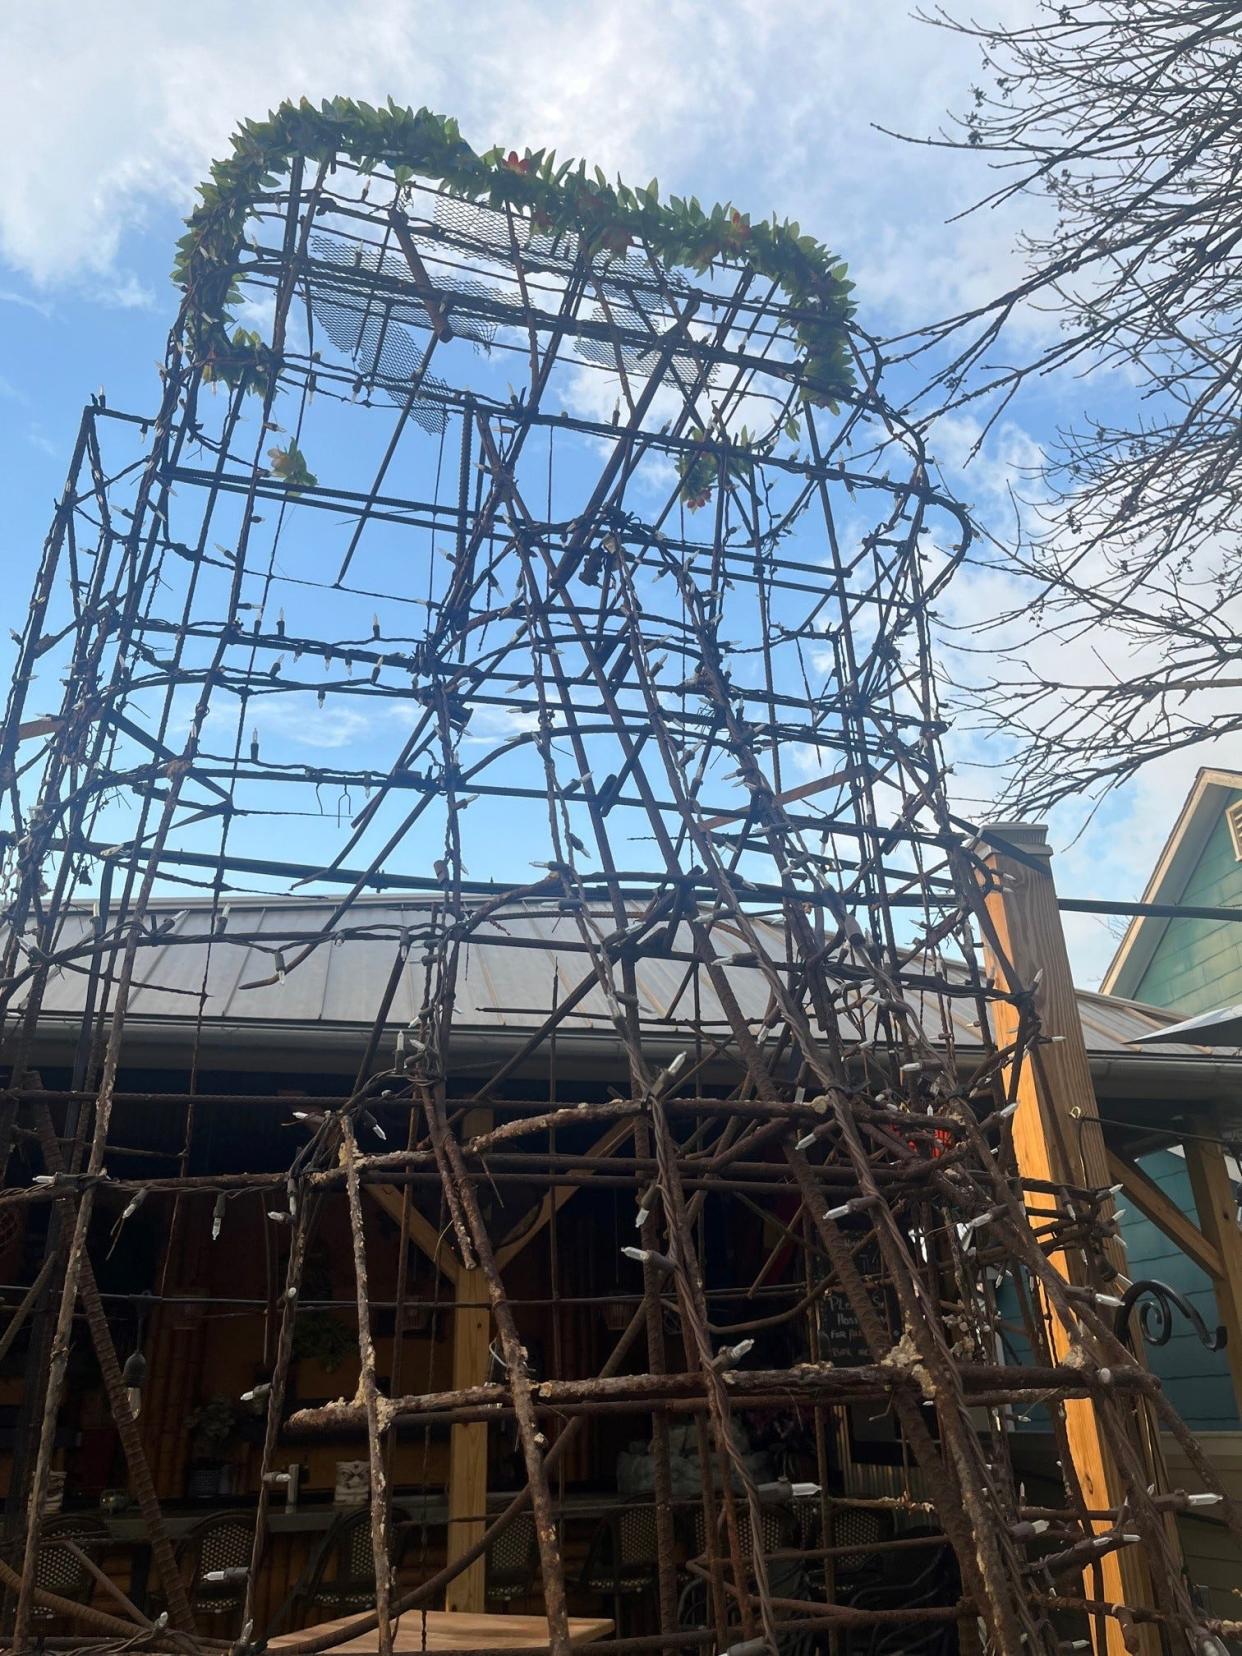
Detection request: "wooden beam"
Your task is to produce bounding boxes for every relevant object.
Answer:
[300,1115,460,1284]
[16,715,59,743]
[364,1183,459,1286]
[980,823,1160,1656]
[494,1118,636,1271]
[446,1108,492,1613]
[1106,1147,1224,1282]
[699,762,855,830]
[444,1114,637,1604]
[445,1264,490,1612]
[1183,1113,1242,1419]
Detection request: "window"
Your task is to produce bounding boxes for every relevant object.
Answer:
[1228,798,1242,861]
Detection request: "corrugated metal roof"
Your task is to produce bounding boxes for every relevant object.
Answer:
[10,895,1238,1072]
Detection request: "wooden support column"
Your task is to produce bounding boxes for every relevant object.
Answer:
[354,1108,630,1612]
[445,1108,492,1613]
[445,1269,490,1611]
[980,822,1158,1655]
[1183,1111,1242,1418]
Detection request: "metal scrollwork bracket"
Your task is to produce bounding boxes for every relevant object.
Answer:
[1113,1279,1227,1352]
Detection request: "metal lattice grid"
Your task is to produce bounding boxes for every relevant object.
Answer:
[0,129,1229,1656]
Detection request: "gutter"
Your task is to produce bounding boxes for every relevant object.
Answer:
[14,1016,1242,1107]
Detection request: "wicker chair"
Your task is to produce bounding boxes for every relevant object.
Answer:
[300,1509,386,1618]
[580,1506,659,1633]
[174,1510,254,1630]
[688,1498,797,1567]
[485,1512,538,1610]
[826,1504,889,1596]
[679,1500,800,1639]
[30,1517,108,1624]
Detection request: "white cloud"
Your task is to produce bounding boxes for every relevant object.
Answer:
[461,703,539,747]
[247,692,390,751]
[25,423,58,456]
[0,286,52,317]
[95,271,157,310]
[0,0,1034,336]
[170,687,409,752]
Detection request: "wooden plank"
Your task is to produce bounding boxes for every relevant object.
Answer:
[1183,1113,1242,1419]
[364,1183,459,1286]
[16,715,59,743]
[1105,1146,1224,1282]
[445,1105,492,1615]
[269,1610,613,1651]
[494,1118,636,1271]
[699,762,854,830]
[445,1265,490,1613]
[980,823,1160,1656]
[378,1109,633,1607]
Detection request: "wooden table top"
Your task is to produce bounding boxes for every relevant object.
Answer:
[268,1611,614,1652]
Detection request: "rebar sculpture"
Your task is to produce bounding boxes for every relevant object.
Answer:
[1,99,1237,1656]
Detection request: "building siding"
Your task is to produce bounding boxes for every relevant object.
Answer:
[1122,789,1242,1431]
[1126,1150,1237,1432]
[1136,794,1242,1015]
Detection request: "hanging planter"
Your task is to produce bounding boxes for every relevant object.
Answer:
[601,1298,633,1332]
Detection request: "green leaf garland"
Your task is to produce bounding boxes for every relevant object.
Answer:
[175,97,857,508]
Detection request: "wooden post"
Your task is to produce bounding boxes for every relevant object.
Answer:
[1183,1111,1242,1418]
[445,1107,492,1613]
[979,823,1158,1655]
[445,1269,490,1611]
[356,1110,631,1612]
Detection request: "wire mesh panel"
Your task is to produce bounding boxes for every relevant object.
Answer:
[0,99,1230,1656]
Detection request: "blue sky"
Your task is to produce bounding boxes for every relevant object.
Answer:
[0,0,1216,986]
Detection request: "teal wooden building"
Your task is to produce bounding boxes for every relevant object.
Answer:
[1103,768,1242,1437]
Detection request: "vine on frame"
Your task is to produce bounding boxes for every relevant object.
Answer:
[175,97,857,506]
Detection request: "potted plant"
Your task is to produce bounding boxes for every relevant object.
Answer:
[287,1243,357,1393]
[186,1396,241,1499]
[291,1310,355,1375]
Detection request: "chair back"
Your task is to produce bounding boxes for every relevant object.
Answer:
[33,1518,105,1616]
[485,1512,537,1601]
[691,1499,796,1564]
[830,1505,889,1578]
[582,1505,659,1594]
[177,1511,253,1611]
[333,1509,378,1595]
[299,1508,386,1615]
[616,1504,658,1566]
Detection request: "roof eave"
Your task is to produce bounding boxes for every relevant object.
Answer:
[19,1013,1242,1108]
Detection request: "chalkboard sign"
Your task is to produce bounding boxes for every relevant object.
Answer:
[817,1240,895,1365]
[820,1289,876,1365]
